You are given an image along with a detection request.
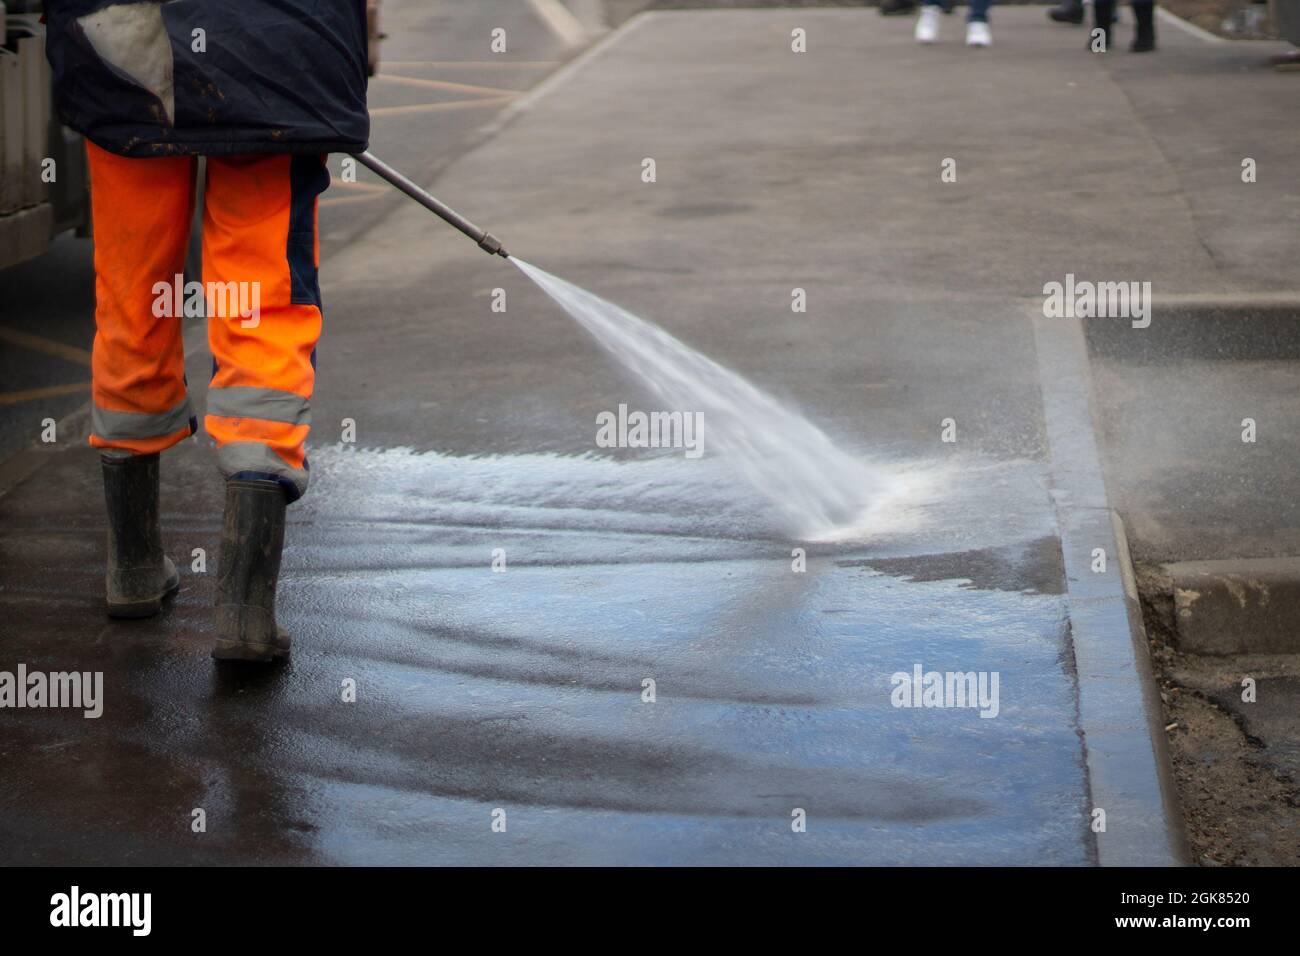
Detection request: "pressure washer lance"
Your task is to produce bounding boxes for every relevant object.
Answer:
[353,151,509,258]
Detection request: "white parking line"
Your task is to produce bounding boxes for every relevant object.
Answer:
[526,0,589,47]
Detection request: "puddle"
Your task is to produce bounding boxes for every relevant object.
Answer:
[840,537,1067,595]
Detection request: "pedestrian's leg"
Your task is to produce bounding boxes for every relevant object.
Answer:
[880,0,919,16]
[915,0,943,42]
[965,0,993,43]
[203,153,329,662]
[85,141,194,617]
[1131,0,1157,51]
[1048,0,1086,24]
[1093,0,1116,49]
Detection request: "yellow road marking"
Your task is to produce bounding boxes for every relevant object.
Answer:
[0,326,93,367]
[369,95,518,119]
[372,73,523,98]
[0,381,92,406]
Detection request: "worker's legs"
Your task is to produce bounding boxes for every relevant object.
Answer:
[202,153,329,662]
[85,142,192,617]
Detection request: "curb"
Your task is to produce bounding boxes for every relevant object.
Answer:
[1167,557,1300,655]
[1155,7,1228,44]
[1032,306,1190,866]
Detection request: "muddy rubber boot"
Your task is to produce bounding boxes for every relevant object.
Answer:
[212,479,292,663]
[102,453,180,619]
[1092,0,1115,49]
[1130,1,1156,51]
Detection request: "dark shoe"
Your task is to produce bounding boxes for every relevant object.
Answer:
[1048,0,1084,23]
[212,479,292,663]
[102,453,180,618]
[1131,0,1156,50]
[1091,0,1115,50]
[880,0,917,15]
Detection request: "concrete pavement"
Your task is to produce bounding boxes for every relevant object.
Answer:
[2,7,1267,864]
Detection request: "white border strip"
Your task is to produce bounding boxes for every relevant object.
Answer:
[1156,7,1227,44]
[527,0,590,47]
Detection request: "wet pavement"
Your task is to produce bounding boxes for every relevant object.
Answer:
[0,8,1246,864]
[0,443,1088,864]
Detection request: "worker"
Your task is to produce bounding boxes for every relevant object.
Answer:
[43,0,370,662]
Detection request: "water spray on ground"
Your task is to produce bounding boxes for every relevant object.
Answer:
[513,259,896,541]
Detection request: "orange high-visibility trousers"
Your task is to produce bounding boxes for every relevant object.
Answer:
[86,141,329,501]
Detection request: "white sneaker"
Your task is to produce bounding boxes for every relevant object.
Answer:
[915,6,941,43]
[966,21,992,46]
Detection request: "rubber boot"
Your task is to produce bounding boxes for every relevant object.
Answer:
[1131,1,1156,51]
[1092,0,1115,50]
[212,479,292,663]
[1048,0,1085,23]
[102,453,180,618]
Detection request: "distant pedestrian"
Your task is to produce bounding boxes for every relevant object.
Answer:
[1046,0,1085,23]
[882,0,953,15]
[1094,0,1157,51]
[915,0,993,45]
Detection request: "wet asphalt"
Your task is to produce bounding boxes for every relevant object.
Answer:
[0,441,1087,864]
[3,7,1261,864]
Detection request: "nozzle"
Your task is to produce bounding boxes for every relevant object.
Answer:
[478,233,509,258]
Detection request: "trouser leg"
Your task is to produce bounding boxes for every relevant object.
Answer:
[202,154,329,503]
[1093,0,1116,48]
[85,141,197,455]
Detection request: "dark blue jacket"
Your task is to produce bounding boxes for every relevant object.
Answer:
[44,0,369,157]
